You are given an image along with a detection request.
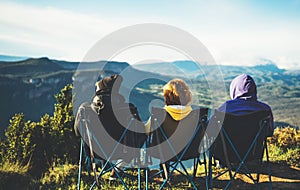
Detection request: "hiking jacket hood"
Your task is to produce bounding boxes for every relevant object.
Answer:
[230,74,257,100]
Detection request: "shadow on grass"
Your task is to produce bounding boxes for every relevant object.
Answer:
[0,171,39,189]
[78,163,300,189]
[210,162,300,190]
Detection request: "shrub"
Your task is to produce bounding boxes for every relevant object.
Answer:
[285,148,300,166]
[2,114,35,166]
[40,163,78,189]
[0,84,79,177]
[268,127,300,149]
[0,161,39,189]
[268,126,300,166]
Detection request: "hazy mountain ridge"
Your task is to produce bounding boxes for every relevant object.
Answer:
[0,57,299,136]
[0,54,28,62]
[133,60,294,83]
[0,57,166,135]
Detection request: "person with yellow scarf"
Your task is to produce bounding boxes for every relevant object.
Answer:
[145,78,192,133]
[145,78,192,182]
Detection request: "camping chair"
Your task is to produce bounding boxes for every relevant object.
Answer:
[208,110,272,190]
[76,102,147,190]
[146,107,209,190]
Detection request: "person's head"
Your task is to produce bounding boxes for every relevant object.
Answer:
[95,74,123,94]
[163,78,192,106]
[230,74,257,100]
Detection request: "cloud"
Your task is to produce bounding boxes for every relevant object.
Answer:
[203,27,300,69]
[178,1,300,69]
[0,2,121,61]
[0,1,299,69]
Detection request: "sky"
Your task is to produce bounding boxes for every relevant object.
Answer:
[0,0,300,69]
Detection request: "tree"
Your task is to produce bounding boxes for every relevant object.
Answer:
[49,84,79,164]
[0,84,79,176]
[3,113,34,165]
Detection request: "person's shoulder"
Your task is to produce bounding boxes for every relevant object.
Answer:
[256,100,272,110]
[217,100,232,112]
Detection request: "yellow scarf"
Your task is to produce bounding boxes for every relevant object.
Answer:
[164,105,192,121]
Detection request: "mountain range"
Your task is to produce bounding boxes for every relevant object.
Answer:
[0,56,299,136]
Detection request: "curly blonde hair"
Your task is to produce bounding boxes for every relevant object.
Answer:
[163,78,192,106]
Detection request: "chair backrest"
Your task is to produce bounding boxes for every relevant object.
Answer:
[149,107,208,162]
[212,110,271,164]
[76,102,147,162]
[97,101,146,148]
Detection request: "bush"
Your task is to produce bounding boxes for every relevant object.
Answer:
[40,163,78,189]
[0,84,79,177]
[268,127,300,149]
[0,161,39,189]
[268,127,300,166]
[1,114,35,166]
[285,148,300,166]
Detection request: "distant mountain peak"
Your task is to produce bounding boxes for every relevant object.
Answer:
[25,57,51,62]
[258,58,276,65]
[32,57,50,60]
[253,59,283,73]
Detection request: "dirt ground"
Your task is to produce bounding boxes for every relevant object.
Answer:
[209,162,300,190]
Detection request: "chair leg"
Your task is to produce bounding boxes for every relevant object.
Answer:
[257,159,262,184]
[193,158,198,180]
[137,167,141,190]
[77,139,84,190]
[219,131,234,190]
[265,141,272,190]
[179,161,198,189]
[203,152,207,177]
[207,150,213,190]
[145,167,149,190]
[161,163,169,181]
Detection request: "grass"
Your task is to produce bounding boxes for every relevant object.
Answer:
[0,161,29,174]
[0,153,298,189]
[40,163,79,189]
[0,161,39,189]
[0,127,299,189]
[268,145,300,166]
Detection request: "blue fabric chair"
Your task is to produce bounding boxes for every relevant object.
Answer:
[208,110,272,190]
[76,102,147,190]
[147,106,209,190]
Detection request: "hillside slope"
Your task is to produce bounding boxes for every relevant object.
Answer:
[0,58,299,136]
